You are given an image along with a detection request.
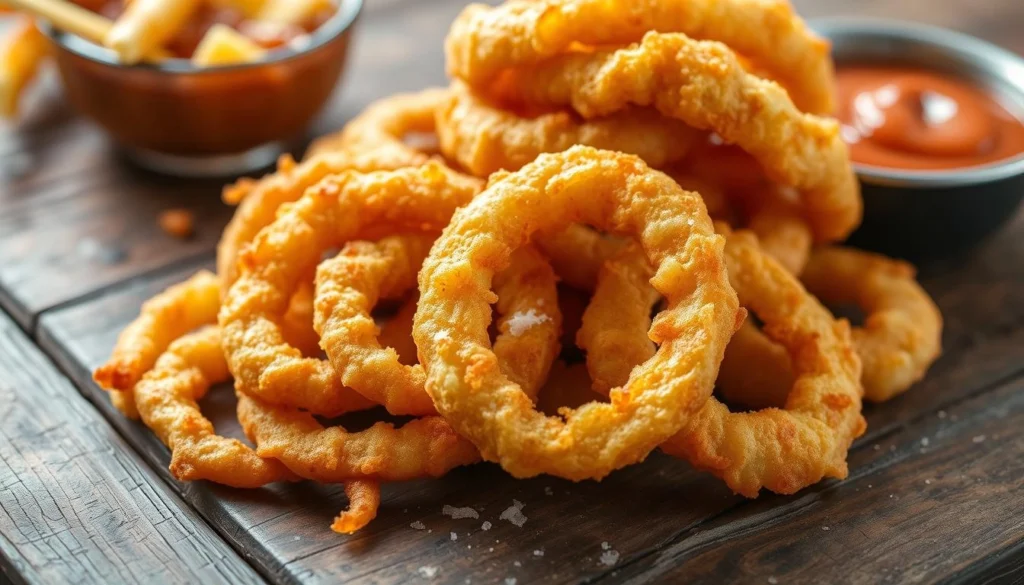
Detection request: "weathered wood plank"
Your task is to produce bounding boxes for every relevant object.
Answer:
[0,310,264,585]
[599,376,1024,585]
[34,209,1024,584]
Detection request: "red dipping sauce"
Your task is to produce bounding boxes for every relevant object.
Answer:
[836,66,1024,170]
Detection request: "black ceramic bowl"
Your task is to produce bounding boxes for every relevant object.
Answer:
[812,18,1024,261]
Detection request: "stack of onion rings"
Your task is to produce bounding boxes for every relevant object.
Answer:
[92,0,946,536]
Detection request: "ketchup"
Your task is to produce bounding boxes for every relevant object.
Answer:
[836,66,1024,170]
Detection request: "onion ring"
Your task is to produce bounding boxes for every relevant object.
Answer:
[580,224,866,495]
[314,234,560,414]
[446,0,835,114]
[132,326,296,488]
[218,90,456,292]
[801,248,942,401]
[94,270,220,394]
[236,391,481,482]
[414,146,740,480]
[436,81,700,175]
[719,247,942,406]
[576,244,658,395]
[219,162,482,416]
[483,32,860,243]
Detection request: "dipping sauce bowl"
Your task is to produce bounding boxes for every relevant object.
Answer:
[813,18,1024,260]
[39,0,362,177]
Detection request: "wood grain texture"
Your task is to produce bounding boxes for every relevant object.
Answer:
[3,0,1024,583]
[0,310,264,585]
[36,211,1024,584]
[599,378,1024,585]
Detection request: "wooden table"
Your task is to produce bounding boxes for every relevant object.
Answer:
[2,1,1023,583]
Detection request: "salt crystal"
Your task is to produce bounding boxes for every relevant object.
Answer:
[937,410,947,419]
[506,309,550,337]
[533,549,544,557]
[768,577,779,585]
[599,550,620,566]
[505,579,517,585]
[973,435,987,443]
[925,479,932,485]
[920,437,930,447]
[514,561,521,567]
[443,505,480,520]
[417,566,439,579]
[481,521,492,531]
[544,486,553,496]
[410,521,426,530]
[451,532,458,541]
[822,526,830,531]
[500,499,528,527]
[601,542,611,551]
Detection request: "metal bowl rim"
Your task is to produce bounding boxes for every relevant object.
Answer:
[811,16,1024,188]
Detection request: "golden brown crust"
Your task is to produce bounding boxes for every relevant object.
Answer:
[483,32,859,243]
[445,0,835,113]
[436,81,700,175]
[414,146,739,480]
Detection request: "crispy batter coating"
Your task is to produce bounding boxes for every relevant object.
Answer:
[446,0,835,114]
[582,225,866,495]
[133,326,295,487]
[576,244,657,394]
[94,270,221,395]
[436,81,700,175]
[315,235,561,413]
[485,32,860,243]
[332,481,381,534]
[219,162,482,416]
[803,248,942,401]
[218,90,459,292]
[414,147,739,480]
[235,391,481,482]
[314,235,438,415]
[718,248,943,406]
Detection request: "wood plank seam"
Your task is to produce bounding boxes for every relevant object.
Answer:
[25,250,215,334]
[581,365,1024,583]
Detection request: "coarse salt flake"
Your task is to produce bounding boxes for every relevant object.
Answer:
[443,505,480,520]
[410,521,426,530]
[417,566,439,579]
[599,550,620,566]
[506,309,550,337]
[499,499,527,527]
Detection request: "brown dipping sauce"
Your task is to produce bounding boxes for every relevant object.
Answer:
[836,66,1024,170]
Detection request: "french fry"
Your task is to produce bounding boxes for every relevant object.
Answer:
[0,17,49,117]
[257,0,331,25]
[191,22,264,66]
[104,0,200,64]
[207,0,268,19]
